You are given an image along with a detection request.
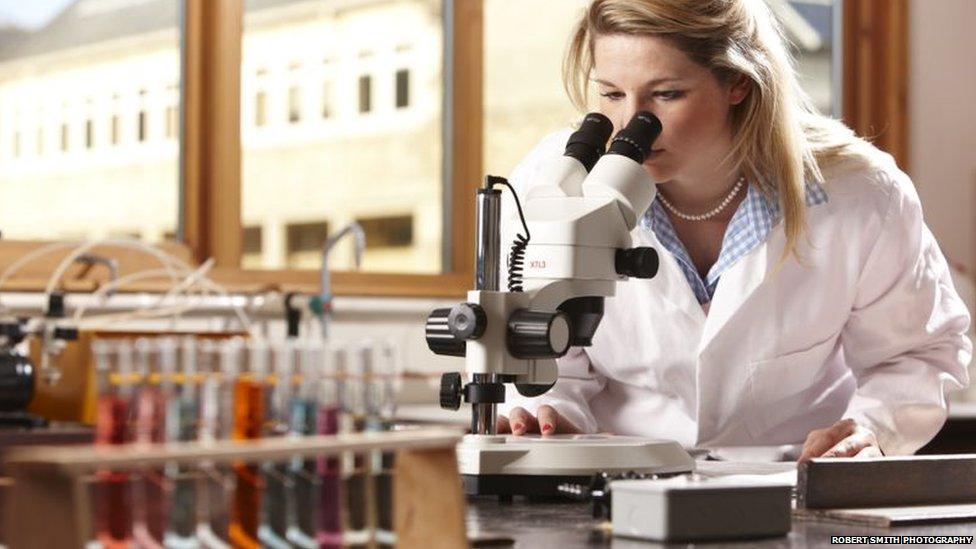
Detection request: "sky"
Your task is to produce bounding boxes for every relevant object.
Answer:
[0,0,75,30]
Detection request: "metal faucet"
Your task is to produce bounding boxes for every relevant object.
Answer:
[319,221,366,339]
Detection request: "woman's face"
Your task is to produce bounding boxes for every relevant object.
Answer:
[592,34,748,185]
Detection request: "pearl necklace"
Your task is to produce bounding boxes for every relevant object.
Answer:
[657,175,746,222]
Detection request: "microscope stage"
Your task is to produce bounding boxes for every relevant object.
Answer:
[457,433,695,497]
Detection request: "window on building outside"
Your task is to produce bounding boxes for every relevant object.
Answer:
[111,115,120,145]
[0,1,182,241]
[358,74,371,114]
[255,91,267,127]
[321,81,331,119]
[240,0,445,273]
[288,86,301,123]
[166,105,178,139]
[358,215,413,248]
[242,225,263,268]
[395,68,410,108]
[286,221,329,269]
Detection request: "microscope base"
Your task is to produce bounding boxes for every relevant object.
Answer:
[456,434,695,497]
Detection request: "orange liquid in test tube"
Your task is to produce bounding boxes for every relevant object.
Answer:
[228,376,265,549]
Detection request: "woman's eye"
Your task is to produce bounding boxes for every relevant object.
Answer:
[599,91,625,101]
[653,90,685,100]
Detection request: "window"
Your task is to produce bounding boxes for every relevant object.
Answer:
[286,221,329,269]
[358,215,413,248]
[358,74,372,114]
[240,0,445,274]
[395,68,410,109]
[165,84,179,139]
[166,105,178,139]
[482,1,590,176]
[255,91,267,127]
[0,1,182,241]
[768,0,840,116]
[242,225,263,269]
[288,86,301,123]
[111,114,120,145]
[321,81,332,118]
[137,90,148,142]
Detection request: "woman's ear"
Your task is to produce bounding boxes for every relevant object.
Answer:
[728,75,751,105]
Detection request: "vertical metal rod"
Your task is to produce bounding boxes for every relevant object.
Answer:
[471,373,497,435]
[475,188,501,291]
[473,187,501,434]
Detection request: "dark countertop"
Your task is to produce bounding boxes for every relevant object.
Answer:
[466,498,976,547]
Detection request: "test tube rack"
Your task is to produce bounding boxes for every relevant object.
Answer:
[2,427,466,549]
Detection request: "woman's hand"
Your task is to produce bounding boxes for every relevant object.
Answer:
[798,418,882,462]
[496,405,581,436]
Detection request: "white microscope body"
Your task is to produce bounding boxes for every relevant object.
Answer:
[426,112,695,496]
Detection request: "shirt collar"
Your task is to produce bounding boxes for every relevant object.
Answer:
[640,179,828,304]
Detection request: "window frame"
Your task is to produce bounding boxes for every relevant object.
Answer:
[181,0,478,298]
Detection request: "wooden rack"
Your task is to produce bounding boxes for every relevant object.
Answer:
[3,427,467,549]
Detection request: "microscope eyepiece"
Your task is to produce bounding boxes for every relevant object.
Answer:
[608,111,663,164]
[564,112,614,172]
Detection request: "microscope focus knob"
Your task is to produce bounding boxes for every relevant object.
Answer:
[448,303,487,340]
[439,372,463,411]
[426,308,467,357]
[507,310,571,359]
[615,247,660,279]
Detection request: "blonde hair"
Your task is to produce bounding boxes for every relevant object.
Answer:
[564,0,871,260]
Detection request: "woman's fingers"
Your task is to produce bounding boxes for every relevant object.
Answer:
[822,425,880,458]
[537,405,581,437]
[508,406,540,435]
[799,419,856,462]
[496,415,511,434]
[536,405,558,436]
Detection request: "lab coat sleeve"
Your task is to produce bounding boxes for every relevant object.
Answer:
[498,347,608,434]
[840,169,972,455]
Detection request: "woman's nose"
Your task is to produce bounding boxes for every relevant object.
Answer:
[617,98,656,132]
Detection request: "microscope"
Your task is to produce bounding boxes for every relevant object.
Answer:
[426,112,694,496]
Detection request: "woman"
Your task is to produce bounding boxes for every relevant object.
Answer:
[496,0,971,459]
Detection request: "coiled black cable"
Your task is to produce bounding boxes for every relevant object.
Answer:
[486,175,530,292]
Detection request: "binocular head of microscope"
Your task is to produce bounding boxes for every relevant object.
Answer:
[426,111,663,435]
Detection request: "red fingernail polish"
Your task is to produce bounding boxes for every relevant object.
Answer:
[542,423,553,433]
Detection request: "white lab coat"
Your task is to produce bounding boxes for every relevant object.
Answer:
[498,130,972,455]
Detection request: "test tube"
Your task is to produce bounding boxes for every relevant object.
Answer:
[287,341,324,548]
[316,343,343,549]
[165,336,202,548]
[370,341,397,548]
[134,337,170,549]
[342,343,375,548]
[92,339,135,549]
[198,337,236,547]
[229,338,268,549]
[259,338,296,549]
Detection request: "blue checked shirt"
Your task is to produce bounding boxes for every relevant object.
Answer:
[640,181,829,304]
